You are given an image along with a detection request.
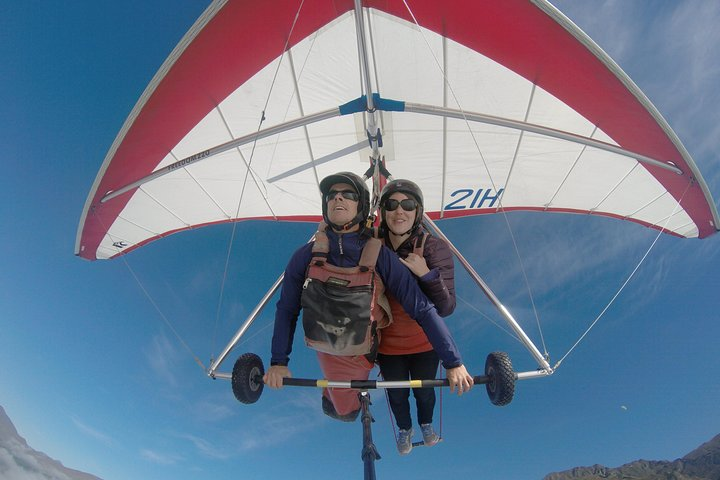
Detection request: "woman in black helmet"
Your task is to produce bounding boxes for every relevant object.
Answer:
[376,179,458,455]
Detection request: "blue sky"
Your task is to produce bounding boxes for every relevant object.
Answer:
[1,1,719,479]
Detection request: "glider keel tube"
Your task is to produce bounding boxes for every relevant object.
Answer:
[101,107,341,203]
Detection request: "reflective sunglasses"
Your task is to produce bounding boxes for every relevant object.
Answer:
[325,189,359,202]
[384,198,418,212]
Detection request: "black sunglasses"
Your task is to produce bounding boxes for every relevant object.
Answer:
[325,190,359,202]
[384,198,418,212]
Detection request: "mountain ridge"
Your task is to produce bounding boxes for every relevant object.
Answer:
[0,405,103,480]
[543,433,720,480]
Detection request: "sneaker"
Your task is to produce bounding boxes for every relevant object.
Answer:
[420,423,440,447]
[396,428,413,455]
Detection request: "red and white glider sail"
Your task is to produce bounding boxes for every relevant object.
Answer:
[76,0,719,260]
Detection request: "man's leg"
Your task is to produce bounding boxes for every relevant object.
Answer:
[317,352,373,417]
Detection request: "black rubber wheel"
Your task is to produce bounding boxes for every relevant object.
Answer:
[231,353,265,404]
[484,351,515,406]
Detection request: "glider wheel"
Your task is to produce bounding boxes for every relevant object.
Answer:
[484,352,515,406]
[232,353,265,404]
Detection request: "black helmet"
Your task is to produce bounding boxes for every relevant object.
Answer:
[319,172,370,231]
[379,179,424,235]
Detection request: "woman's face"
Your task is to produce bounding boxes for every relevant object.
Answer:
[384,192,417,235]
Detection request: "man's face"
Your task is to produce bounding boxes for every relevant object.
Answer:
[326,182,359,229]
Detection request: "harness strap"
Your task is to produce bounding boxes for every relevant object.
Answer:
[312,222,330,257]
[312,222,381,269]
[359,237,382,269]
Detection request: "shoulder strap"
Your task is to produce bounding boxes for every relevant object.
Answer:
[359,237,382,268]
[311,221,329,256]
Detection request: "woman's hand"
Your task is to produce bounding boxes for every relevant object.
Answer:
[399,253,430,277]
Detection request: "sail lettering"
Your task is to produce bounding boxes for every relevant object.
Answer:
[445,188,504,210]
[168,150,211,171]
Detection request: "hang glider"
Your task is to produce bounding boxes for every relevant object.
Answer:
[75,0,718,263]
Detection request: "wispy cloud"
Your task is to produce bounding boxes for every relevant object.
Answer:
[71,416,114,446]
[140,448,181,466]
[144,333,183,389]
[176,433,231,460]
[231,391,325,452]
[188,395,237,423]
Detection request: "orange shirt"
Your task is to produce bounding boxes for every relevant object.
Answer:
[378,294,432,355]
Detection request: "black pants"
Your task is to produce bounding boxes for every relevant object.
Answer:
[377,350,439,430]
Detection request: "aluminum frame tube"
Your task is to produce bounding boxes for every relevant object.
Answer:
[207,272,284,378]
[405,102,683,175]
[101,108,340,203]
[353,0,381,162]
[422,214,554,374]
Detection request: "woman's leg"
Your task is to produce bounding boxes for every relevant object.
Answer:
[377,353,412,430]
[409,350,440,426]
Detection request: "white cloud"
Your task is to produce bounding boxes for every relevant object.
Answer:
[0,438,90,480]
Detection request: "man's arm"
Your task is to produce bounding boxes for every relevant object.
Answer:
[269,243,312,366]
[265,243,313,389]
[377,246,462,368]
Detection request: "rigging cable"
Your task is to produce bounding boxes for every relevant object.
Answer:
[553,179,694,370]
[399,0,547,357]
[211,0,307,359]
[93,209,207,373]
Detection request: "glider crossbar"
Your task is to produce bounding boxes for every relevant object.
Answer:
[210,369,546,382]
[281,376,493,389]
[423,214,554,374]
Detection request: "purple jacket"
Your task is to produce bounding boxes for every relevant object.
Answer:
[270,228,463,369]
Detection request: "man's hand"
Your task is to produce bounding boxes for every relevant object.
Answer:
[263,365,291,389]
[446,364,474,396]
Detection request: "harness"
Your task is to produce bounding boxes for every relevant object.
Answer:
[382,230,428,260]
[301,223,392,356]
[410,231,428,257]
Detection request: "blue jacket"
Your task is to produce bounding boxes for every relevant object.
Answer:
[270,228,463,369]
